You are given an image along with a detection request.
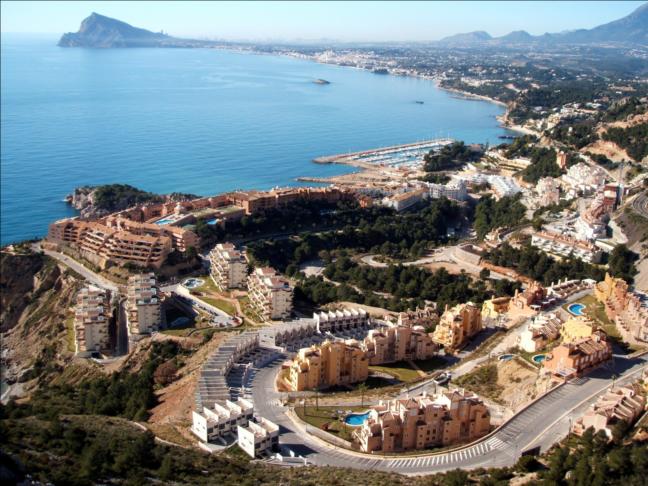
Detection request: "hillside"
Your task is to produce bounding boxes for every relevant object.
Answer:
[437,3,648,46]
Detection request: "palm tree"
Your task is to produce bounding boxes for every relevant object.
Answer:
[358,382,368,408]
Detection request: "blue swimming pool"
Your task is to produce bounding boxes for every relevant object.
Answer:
[568,303,586,316]
[498,354,514,361]
[532,354,546,364]
[155,217,176,225]
[344,412,370,426]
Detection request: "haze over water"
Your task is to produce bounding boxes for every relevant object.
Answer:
[1,34,514,245]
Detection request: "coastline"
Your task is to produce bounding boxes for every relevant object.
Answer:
[215,45,531,140]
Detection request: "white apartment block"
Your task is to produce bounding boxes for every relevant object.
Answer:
[237,417,280,458]
[531,230,603,264]
[247,267,293,321]
[561,162,606,193]
[209,242,248,290]
[314,308,369,333]
[428,179,468,201]
[74,285,112,357]
[535,177,560,207]
[126,273,161,336]
[191,398,254,443]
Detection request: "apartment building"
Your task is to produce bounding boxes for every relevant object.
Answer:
[364,325,437,365]
[74,285,112,357]
[543,332,612,379]
[247,267,293,321]
[595,273,648,345]
[381,187,427,211]
[561,162,606,193]
[518,312,563,353]
[287,340,369,391]
[431,303,483,352]
[572,384,646,439]
[47,218,173,269]
[237,417,280,458]
[313,308,369,333]
[531,230,603,264]
[355,390,491,453]
[481,296,511,320]
[191,398,254,443]
[126,273,161,336]
[228,186,347,215]
[428,179,468,202]
[209,243,248,290]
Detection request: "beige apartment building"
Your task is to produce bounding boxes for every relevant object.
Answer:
[364,325,437,365]
[126,273,161,336]
[47,219,173,268]
[355,390,491,453]
[287,340,369,391]
[432,303,483,352]
[209,243,248,290]
[74,285,112,357]
[247,267,293,321]
[595,273,648,345]
[572,384,646,439]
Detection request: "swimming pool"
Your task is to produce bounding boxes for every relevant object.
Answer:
[568,303,586,316]
[344,412,370,426]
[532,354,546,364]
[498,354,514,361]
[183,278,204,289]
[154,217,177,225]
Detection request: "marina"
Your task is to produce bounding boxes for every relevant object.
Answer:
[313,139,454,169]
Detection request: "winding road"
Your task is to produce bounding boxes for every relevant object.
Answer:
[252,353,647,474]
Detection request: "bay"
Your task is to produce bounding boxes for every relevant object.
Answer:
[1,34,514,245]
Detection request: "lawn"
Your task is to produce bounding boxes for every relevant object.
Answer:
[369,361,422,383]
[294,405,366,442]
[200,296,238,316]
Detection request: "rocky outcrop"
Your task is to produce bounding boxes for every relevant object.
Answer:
[1,252,86,399]
[58,12,215,48]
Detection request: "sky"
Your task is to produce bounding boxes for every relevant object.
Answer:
[1,1,645,42]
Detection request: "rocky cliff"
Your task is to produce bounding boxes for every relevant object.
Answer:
[0,252,92,400]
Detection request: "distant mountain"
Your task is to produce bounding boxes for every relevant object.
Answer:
[435,3,648,47]
[437,31,492,46]
[58,12,213,48]
[547,2,648,45]
[496,30,533,43]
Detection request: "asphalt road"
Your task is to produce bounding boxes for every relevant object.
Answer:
[37,245,119,292]
[251,353,647,474]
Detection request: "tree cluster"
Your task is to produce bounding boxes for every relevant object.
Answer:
[485,242,606,285]
[423,141,481,172]
[474,194,527,239]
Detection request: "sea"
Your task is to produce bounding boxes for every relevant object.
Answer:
[1,34,515,246]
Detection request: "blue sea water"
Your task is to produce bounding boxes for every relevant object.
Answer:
[1,34,514,245]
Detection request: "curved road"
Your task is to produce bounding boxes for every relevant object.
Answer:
[252,354,647,473]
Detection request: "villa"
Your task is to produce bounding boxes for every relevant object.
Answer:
[314,308,370,333]
[518,312,563,353]
[237,417,280,458]
[543,331,612,379]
